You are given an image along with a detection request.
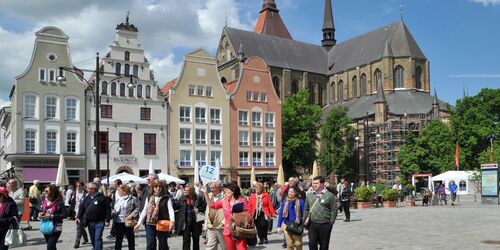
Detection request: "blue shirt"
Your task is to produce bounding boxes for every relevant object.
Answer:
[449,183,458,194]
[277,199,305,227]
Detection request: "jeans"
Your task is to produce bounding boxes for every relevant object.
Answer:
[88,221,105,250]
[75,223,88,244]
[115,222,135,250]
[308,221,333,250]
[182,221,200,250]
[341,200,350,221]
[145,225,157,250]
[43,231,62,250]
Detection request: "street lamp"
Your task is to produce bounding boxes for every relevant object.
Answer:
[355,136,360,183]
[364,114,369,185]
[57,52,136,178]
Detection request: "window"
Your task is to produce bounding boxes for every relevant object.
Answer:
[239,111,248,126]
[330,82,336,102]
[124,64,130,76]
[252,132,262,146]
[39,68,46,82]
[137,85,143,98]
[24,95,36,118]
[197,86,204,96]
[115,63,121,76]
[195,129,206,144]
[195,107,206,123]
[292,80,299,95]
[205,87,213,97]
[25,130,36,152]
[265,112,274,128]
[337,80,344,100]
[124,51,130,61]
[179,106,191,122]
[196,150,207,165]
[252,111,261,127]
[119,133,132,154]
[94,131,108,154]
[246,91,252,101]
[46,96,57,119]
[265,152,275,166]
[144,133,156,155]
[111,82,117,96]
[394,66,404,89]
[66,98,77,120]
[415,66,422,89]
[210,108,221,125]
[318,84,323,106]
[272,76,281,97]
[210,151,221,166]
[180,150,191,166]
[459,180,467,191]
[352,76,358,97]
[101,105,112,118]
[252,152,262,166]
[374,69,382,91]
[239,131,248,146]
[180,128,191,144]
[141,107,151,120]
[120,83,126,96]
[260,92,267,102]
[253,92,260,102]
[133,65,139,77]
[66,132,77,153]
[361,74,367,96]
[211,130,221,145]
[189,85,195,96]
[46,131,56,153]
[265,132,275,147]
[239,152,249,166]
[128,86,134,97]
[101,81,108,95]
[145,86,151,98]
[48,69,56,83]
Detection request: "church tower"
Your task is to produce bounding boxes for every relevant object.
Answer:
[322,0,336,50]
[253,0,293,39]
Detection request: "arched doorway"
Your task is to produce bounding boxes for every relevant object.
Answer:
[115,166,134,175]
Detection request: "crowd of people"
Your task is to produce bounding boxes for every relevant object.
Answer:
[0,174,351,250]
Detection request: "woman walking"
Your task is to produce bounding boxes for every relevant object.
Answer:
[114,184,140,250]
[203,182,250,250]
[0,187,19,250]
[249,182,276,245]
[176,184,206,250]
[73,181,88,248]
[340,182,351,222]
[39,184,67,250]
[135,179,175,250]
[277,186,304,250]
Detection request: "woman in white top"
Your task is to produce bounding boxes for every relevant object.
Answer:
[135,179,175,250]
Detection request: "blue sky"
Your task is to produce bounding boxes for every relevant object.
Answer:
[0,0,498,107]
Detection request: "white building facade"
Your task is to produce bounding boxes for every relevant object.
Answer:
[85,17,167,179]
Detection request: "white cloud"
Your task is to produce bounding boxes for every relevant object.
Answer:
[470,0,500,6]
[0,98,11,109]
[0,0,251,98]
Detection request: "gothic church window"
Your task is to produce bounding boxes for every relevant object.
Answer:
[337,80,344,101]
[361,74,367,96]
[318,84,323,107]
[352,76,358,97]
[330,82,335,102]
[415,66,422,89]
[272,76,281,98]
[394,66,405,89]
[308,82,314,104]
[374,69,382,91]
[292,80,299,95]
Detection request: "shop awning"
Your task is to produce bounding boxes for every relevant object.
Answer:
[23,167,57,183]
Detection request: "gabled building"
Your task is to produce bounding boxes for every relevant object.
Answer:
[226,56,282,187]
[86,16,168,179]
[5,27,86,186]
[166,49,231,183]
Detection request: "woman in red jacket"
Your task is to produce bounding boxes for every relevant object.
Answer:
[249,182,276,245]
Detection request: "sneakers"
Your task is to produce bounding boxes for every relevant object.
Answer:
[264,238,269,244]
[73,243,79,249]
[106,235,115,240]
[282,242,287,248]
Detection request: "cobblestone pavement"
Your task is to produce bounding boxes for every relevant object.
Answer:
[14,196,500,249]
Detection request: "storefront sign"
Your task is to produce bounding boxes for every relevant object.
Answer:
[113,156,138,164]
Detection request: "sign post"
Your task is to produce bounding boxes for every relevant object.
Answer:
[480,163,499,204]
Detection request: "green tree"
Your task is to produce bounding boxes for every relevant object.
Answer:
[397,132,422,182]
[282,90,321,176]
[451,88,500,169]
[319,106,356,178]
[478,141,500,165]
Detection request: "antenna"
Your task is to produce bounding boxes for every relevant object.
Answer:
[126,10,130,24]
[400,1,404,21]
[225,10,228,27]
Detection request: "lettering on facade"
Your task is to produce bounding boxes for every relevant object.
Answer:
[19,160,56,165]
[113,156,138,164]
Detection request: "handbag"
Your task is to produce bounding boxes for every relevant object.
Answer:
[40,219,55,235]
[303,196,320,228]
[5,217,27,247]
[286,221,304,235]
[230,211,256,239]
[156,219,173,232]
[196,212,205,223]
[125,217,138,228]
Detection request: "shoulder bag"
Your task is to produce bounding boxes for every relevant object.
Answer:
[40,219,54,235]
[156,219,173,232]
[5,217,27,247]
[303,195,321,228]
[230,210,256,239]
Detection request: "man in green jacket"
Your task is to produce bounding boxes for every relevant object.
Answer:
[304,175,337,250]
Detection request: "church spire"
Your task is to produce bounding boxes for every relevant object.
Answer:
[253,0,293,39]
[322,0,336,50]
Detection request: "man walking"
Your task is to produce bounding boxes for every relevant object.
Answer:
[204,181,226,250]
[28,180,41,221]
[8,179,25,221]
[304,175,337,250]
[76,182,111,250]
[449,181,458,206]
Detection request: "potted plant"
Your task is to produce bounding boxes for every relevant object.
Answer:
[354,187,374,209]
[405,184,415,207]
[381,189,399,208]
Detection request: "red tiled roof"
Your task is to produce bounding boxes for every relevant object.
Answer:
[161,78,177,95]
[224,80,238,94]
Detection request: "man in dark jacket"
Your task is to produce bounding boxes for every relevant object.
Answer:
[76,182,111,250]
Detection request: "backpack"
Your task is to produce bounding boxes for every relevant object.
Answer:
[230,211,256,239]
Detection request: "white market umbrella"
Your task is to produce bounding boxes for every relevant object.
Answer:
[250,166,256,184]
[103,173,147,184]
[55,154,69,187]
[156,173,186,184]
[277,164,285,186]
[310,160,319,179]
[148,159,154,174]
[215,158,221,181]
[194,161,200,184]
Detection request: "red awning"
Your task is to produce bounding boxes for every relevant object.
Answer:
[23,167,57,183]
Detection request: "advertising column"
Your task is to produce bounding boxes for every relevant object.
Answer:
[481,163,499,204]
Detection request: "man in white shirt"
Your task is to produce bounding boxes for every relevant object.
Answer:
[8,179,25,220]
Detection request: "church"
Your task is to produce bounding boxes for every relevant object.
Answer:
[215,0,450,184]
